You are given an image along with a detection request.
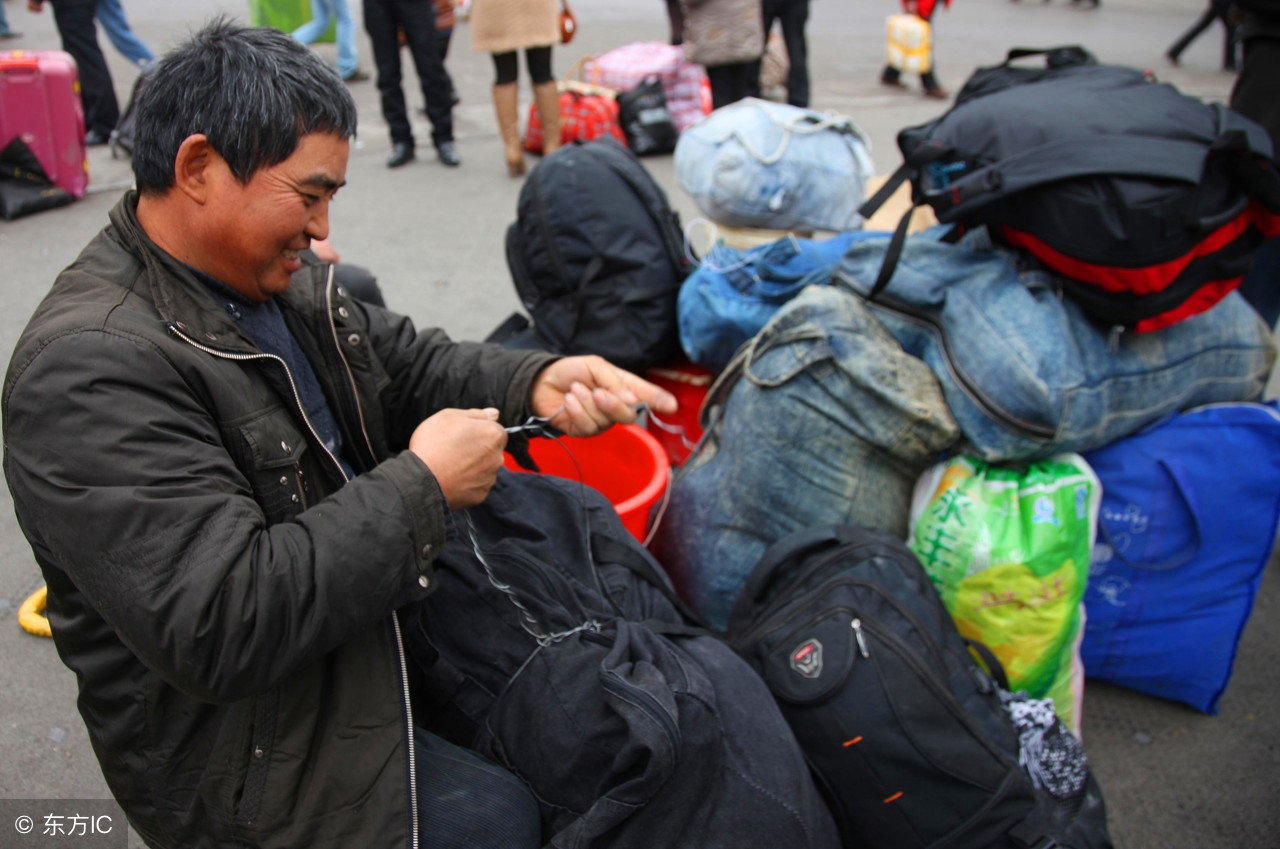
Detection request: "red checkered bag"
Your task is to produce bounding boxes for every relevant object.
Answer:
[583,42,711,133]
[524,89,628,154]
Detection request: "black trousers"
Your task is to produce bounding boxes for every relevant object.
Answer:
[49,0,119,135]
[761,0,810,107]
[364,0,453,148]
[706,61,755,110]
[1166,1,1237,69]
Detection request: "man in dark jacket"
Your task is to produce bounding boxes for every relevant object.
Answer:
[2,21,674,849]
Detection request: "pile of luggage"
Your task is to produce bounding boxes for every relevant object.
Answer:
[462,46,1280,849]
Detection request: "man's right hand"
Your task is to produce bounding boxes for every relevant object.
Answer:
[408,408,508,509]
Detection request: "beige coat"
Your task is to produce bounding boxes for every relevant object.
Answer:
[681,0,764,67]
[470,0,560,54]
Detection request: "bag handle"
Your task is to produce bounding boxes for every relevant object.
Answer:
[1097,458,1204,572]
[739,526,861,608]
[855,141,951,297]
[591,533,711,629]
[1002,45,1094,66]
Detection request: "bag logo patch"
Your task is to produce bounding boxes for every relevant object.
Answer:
[790,638,824,679]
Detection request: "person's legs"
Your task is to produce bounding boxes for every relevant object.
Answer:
[292,0,334,46]
[399,0,455,156]
[527,46,559,155]
[50,0,119,138]
[95,0,152,65]
[491,51,525,176]
[364,0,415,162]
[1166,5,1217,63]
[778,0,809,107]
[332,0,359,79]
[706,64,736,109]
[665,0,683,45]
[414,729,542,849]
[0,0,17,38]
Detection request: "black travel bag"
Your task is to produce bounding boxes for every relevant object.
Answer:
[726,525,1114,849]
[401,470,841,849]
[491,136,691,373]
[858,46,1280,333]
[617,76,679,156]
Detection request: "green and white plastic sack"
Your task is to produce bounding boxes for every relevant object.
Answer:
[908,454,1100,736]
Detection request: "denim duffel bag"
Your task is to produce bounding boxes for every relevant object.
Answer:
[833,227,1277,462]
[675,98,876,234]
[651,285,960,630]
[677,230,882,372]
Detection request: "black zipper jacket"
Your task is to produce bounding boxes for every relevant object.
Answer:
[2,193,557,848]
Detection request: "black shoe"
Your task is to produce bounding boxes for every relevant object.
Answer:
[85,127,111,146]
[436,141,461,167]
[386,143,415,168]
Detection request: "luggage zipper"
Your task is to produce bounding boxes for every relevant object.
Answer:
[856,616,1015,766]
[743,549,949,665]
[833,276,1056,441]
[169,321,420,848]
[599,653,683,745]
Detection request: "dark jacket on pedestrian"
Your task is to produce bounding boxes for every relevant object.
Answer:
[2,193,557,849]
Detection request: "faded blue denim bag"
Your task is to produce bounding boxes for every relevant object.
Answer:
[834,227,1277,462]
[677,230,882,372]
[675,98,876,233]
[651,285,960,630]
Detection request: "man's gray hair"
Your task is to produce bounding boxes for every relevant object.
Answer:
[132,19,358,193]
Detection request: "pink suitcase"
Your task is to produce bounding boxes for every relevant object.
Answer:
[0,50,88,198]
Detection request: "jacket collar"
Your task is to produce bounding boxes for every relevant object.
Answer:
[106,191,331,355]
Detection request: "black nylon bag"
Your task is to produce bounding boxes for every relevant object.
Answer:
[402,470,841,849]
[617,76,679,156]
[858,47,1280,332]
[726,525,1113,849]
[501,137,690,373]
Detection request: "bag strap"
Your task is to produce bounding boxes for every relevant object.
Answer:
[964,638,1011,692]
[855,141,951,297]
[1003,45,1094,66]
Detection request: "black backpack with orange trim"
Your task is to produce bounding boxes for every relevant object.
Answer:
[726,525,1114,849]
[859,47,1280,333]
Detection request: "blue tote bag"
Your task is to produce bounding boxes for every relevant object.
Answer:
[1080,402,1280,713]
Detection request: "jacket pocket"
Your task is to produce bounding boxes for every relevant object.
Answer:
[235,407,311,520]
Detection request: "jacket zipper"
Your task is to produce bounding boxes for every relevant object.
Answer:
[323,267,418,848]
[833,273,1056,441]
[169,318,420,848]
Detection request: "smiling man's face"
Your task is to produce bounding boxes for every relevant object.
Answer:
[202,131,350,301]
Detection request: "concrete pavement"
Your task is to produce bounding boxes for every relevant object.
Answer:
[0,0,1275,846]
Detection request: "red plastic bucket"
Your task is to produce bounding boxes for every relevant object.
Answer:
[503,424,669,543]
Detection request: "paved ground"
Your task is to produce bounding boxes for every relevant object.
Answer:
[1,0,1277,846]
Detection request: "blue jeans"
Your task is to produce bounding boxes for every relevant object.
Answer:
[0,1,12,36]
[415,728,541,849]
[677,230,878,372]
[653,285,961,629]
[674,97,875,233]
[293,0,358,79]
[95,0,154,67]
[834,226,1278,462]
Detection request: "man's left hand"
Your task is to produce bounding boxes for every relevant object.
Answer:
[529,356,678,437]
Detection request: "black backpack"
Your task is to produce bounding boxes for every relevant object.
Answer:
[109,62,158,161]
[726,525,1113,849]
[858,47,1280,333]
[492,137,691,373]
[401,470,841,849]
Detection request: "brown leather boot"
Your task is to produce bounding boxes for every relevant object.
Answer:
[492,82,526,177]
[533,81,562,157]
